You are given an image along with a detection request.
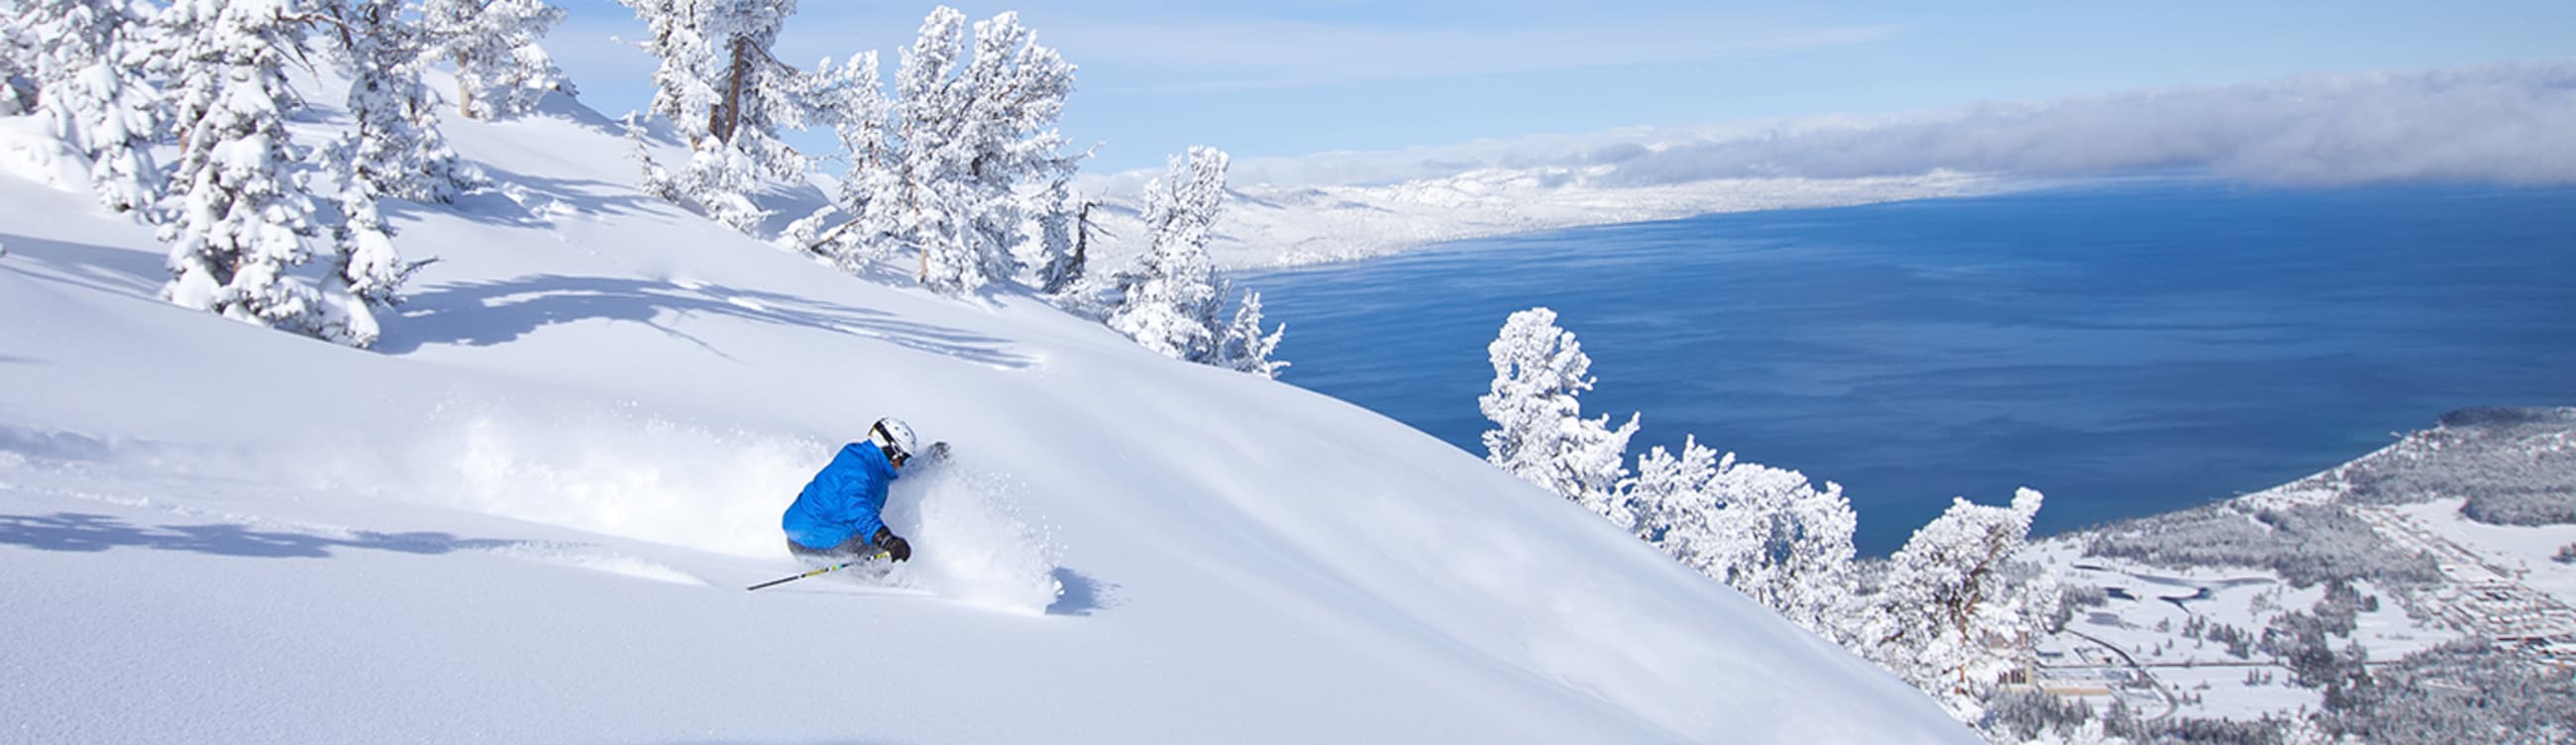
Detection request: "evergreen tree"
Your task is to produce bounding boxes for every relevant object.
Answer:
[15,0,163,212]
[622,0,718,139]
[422,0,570,120]
[795,7,1077,294]
[153,0,330,333]
[1628,436,1731,551]
[1106,146,1227,361]
[318,0,444,348]
[1860,487,2056,719]
[620,0,838,232]
[1478,307,1640,517]
[1030,176,1082,293]
[1714,457,1858,640]
[1626,439,1858,640]
[317,183,426,348]
[934,10,1075,292]
[783,51,888,269]
[328,0,474,203]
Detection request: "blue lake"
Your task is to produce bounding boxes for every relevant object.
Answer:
[1238,180,2576,555]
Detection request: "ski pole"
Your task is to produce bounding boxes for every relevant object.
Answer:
[745,552,889,591]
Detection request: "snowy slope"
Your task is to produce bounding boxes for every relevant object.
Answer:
[0,88,1972,742]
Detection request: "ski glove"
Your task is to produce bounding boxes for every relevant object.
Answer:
[873,526,912,563]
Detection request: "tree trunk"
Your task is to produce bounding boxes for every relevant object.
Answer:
[711,37,751,144]
[455,52,475,119]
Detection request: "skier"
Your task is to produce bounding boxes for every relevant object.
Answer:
[781,417,936,564]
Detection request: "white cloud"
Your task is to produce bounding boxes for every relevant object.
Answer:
[1140,60,2576,190]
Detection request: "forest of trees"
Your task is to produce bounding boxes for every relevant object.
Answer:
[2348,407,2576,525]
[0,0,550,347]
[1477,306,2062,722]
[0,1,1285,374]
[1475,308,2576,743]
[2084,501,2442,588]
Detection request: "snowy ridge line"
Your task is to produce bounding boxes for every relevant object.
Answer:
[1080,168,2013,272]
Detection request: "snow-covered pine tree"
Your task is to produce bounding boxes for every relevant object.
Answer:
[793,8,1082,295]
[421,0,570,120]
[318,183,427,348]
[619,0,713,134]
[1030,176,1081,293]
[328,0,474,203]
[619,0,828,233]
[1627,436,1731,550]
[1860,487,2056,720]
[1709,456,1858,641]
[623,0,751,228]
[1214,289,1287,378]
[934,10,1076,293]
[1622,437,1858,640]
[15,0,163,212]
[786,52,888,270]
[153,0,329,333]
[1106,146,1229,361]
[1478,307,1641,517]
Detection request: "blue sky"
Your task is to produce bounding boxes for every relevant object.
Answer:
[546,1,2576,174]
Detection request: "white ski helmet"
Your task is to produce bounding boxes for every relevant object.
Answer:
[869,417,918,462]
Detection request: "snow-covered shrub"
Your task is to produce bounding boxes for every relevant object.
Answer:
[1213,289,1286,378]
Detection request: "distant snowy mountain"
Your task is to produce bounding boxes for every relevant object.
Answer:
[1082,164,1998,270]
[0,69,1976,743]
[1062,59,2576,273]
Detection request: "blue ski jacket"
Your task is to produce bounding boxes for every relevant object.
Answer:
[781,443,900,551]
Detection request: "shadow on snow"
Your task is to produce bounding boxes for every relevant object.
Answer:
[376,273,1034,369]
[0,231,164,297]
[1047,566,1118,616]
[0,511,527,560]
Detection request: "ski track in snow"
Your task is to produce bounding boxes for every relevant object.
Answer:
[887,462,1065,613]
[1,407,1062,606]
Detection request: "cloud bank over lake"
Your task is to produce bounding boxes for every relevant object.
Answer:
[1143,61,2576,190]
